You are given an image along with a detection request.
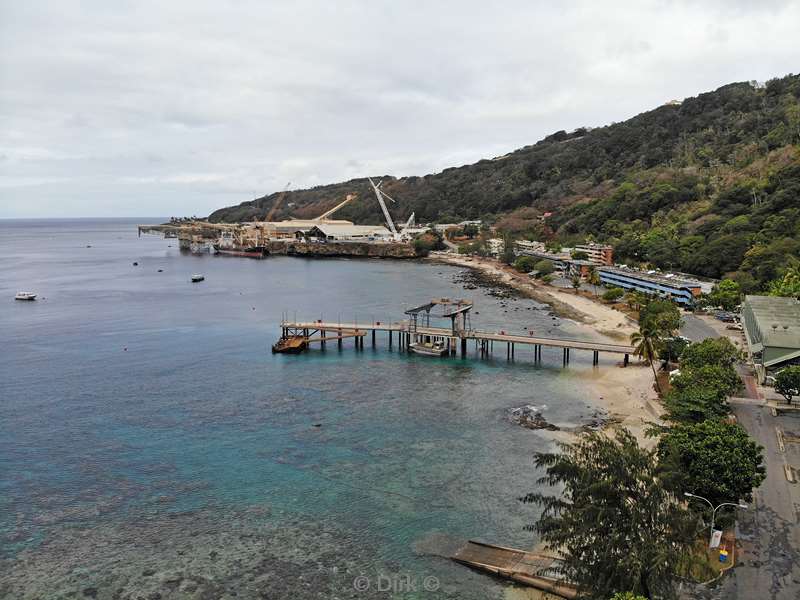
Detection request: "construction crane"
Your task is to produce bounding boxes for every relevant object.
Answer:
[368,177,399,238]
[315,193,357,221]
[402,212,415,229]
[264,181,291,222]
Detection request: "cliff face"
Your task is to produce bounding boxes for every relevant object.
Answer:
[266,241,418,259]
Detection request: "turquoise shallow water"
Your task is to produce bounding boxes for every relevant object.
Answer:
[0,219,609,599]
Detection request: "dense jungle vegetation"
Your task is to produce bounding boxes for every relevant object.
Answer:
[209,74,800,292]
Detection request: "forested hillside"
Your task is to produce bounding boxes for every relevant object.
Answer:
[209,73,800,291]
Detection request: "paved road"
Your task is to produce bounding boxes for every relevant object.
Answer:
[678,313,800,598]
[680,313,719,342]
[708,403,800,599]
[442,239,460,252]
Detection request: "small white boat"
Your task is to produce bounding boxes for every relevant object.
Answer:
[191,274,205,282]
[15,292,37,301]
[409,340,448,357]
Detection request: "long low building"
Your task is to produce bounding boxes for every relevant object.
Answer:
[742,295,800,383]
[261,219,354,239]
[598,266,703,305]
[301,223,393,242]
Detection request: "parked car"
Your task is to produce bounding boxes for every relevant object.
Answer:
[714,311,738,323]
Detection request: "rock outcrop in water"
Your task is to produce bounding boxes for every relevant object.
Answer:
[508,405,560,431]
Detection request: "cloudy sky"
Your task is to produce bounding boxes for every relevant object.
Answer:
[1,1,799,218]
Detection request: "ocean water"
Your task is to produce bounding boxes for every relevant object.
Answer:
[0,219,610,599]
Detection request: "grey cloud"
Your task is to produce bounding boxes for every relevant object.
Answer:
[1,0,799,217]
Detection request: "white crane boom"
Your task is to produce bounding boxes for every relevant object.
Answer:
[315,193,357,221]
[368,177,398,236]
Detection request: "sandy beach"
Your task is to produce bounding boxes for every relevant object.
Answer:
[426,252,670,600]
[429,252,637,340]
[429,252,661,447]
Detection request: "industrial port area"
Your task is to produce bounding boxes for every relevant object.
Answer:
[138,178,448,259]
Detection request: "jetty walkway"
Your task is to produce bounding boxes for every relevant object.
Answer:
[279,319,634,366]
[451,540,577,598]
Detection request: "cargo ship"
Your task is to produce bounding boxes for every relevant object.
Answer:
[213,245,268,258]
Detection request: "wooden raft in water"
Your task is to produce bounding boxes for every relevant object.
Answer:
[451,540,578,599]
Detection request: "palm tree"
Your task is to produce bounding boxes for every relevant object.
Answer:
[570,274,582,292]
[588,266,601,297]
[631,325,664,393]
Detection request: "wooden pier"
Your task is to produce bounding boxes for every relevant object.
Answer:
[277,319,634,366]
[452,540,577,598]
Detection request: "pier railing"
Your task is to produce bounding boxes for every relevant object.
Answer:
[277,319,634,366]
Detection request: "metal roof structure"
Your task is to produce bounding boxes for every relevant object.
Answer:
[742,295,800,372]
[305,224,392,238]
[599,266,703,291]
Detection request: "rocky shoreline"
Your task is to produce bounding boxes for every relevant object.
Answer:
[508,405,621,434]
[428,253,637,339]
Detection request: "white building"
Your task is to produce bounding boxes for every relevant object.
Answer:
[486,238,504,257]
[302,224,393,242]
[514,240,546,255]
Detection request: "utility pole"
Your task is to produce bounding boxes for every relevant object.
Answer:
[684,492,747,547]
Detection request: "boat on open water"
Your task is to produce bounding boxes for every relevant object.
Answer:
[15,292,37,301]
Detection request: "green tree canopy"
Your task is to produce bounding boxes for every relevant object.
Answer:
[680,338,741,369]
[588,266,601,296]
[522,430,696,600]
[639,299,683,336]
[671,364,742,399]
[624,290,647,311]
[663,343,742,423]
[768,260,800,298]
[534,259,555,275]
[499,233,516,265]
[602,287,625,302]
[513,255,537,273]
[663,384,731,423]
[705,279,741,311]
[657,420,766,506]
[457,239,486,255]
[660,336,690,363]
[775,366,800,402]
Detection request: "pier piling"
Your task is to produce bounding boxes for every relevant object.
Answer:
[277,317,635,369]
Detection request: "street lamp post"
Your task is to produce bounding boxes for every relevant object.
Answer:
[684,492,748,547]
